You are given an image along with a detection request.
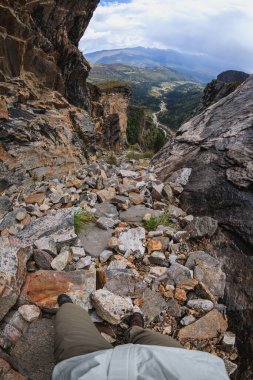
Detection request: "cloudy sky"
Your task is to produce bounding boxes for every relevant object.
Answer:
[80,0,253,72]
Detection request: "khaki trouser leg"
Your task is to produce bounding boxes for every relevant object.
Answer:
[54,303,112,363]
[126,326,183,348]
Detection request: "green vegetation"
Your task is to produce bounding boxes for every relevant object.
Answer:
[127,106,166,153]
[97,80,129,91]
[157,83,204,129]
[106,154,118,166]
[126,151,153,160]
[74,209,96,234]
[143,211,176,232]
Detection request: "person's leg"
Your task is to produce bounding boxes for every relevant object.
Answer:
[54,303,112,363]
[126,326,183,348]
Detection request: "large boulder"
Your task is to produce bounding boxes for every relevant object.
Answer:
[0,237,31,321]
[152,75,253,377]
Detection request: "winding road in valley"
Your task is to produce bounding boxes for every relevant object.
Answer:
[152,100,173,137]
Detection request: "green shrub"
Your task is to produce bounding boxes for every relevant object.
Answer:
[127,151,154,160]
[74,209,96,234]
[106,154,118,166]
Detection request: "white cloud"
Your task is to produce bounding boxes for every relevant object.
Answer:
[80,0,253,72]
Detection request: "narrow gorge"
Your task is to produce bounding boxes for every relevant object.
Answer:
[0,1,252,379]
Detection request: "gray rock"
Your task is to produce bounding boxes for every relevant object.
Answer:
[51,249,72,271]
[103,269,147,298]
[151,183,164,201]
[180,315,196,326]
[0,237,31,321]
[186,216,218,238]
[10,318,54,380]
[119,169,139,178]
[185,251,226,298]
[96,217,118,230]
[33,250,53,269]
[187,299,214,312]
[16,208,75,245]
[162,184,174,202]
[91,289,133,325]
[167,298,182,318]
[149,251,168,266]
[118,227,146,257]
[120,206,162,223]
[0,195,11,219]
[140,288,167,323]
[76,256,92,269]
[78,223,113,257]
[100,250,113,263]
[71,246,86,261]
[167,263,192,285]
[95,202,119,219]
[168,205,186,218]
[168,168,192,186]
[34,237,57,256]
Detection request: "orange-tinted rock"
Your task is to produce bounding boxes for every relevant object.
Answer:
[20,269,96,310]
[177,278,198,291]
[174,288,187,302]
[25,193,45,205]
[178,309,228,341]
[129,192,145,205]
[147,239,162,253]
[0,97,8,120]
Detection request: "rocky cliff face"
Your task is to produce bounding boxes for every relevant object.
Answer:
[0,0,99,189]
[152,75,253,378]
[88,82,131,149]
[0,0,99,108]
[196,70,250,112]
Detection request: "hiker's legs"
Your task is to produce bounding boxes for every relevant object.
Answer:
[126,326,183,348]
[55,303,112,363]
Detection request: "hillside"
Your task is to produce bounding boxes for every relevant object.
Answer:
[85,47,244,82]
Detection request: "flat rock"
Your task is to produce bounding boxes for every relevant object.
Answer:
[25,192,45,205]
[178,309,228,340]
[129,192,145,205]
[186,216,218,238]
[16,208,75,245]
[119,169,139,178]
[99,268,147,298]
[96,217,117,230]
[140,288,167,322]
[91,289,133,325]
[99,250,113,263]
[168,205,186,218]
[120,206,162,223]
[167,263,192,285]
[78,223,113,257]
[187,299,214,312]
[0,237,31,321]
[94,202,119,219]
[20,269,96,310]
[185,251,226,298]
[118,227,146,257]
[10,318,54,380]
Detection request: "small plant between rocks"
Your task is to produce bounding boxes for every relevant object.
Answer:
[127,151,154,160]
[143,211,176,232]
[74,209,96,233]
[106,154,118,166]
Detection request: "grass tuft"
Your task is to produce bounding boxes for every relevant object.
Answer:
[127,151,153,160]
[74,209,96,234]
[106,154,118,166]
[144,211,176,232]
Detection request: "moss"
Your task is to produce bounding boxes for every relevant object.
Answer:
[74,209,96,234]
[143,211,176,232]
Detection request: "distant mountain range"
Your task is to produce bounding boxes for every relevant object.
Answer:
[85,47,244,83]
[88,63,193,85]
